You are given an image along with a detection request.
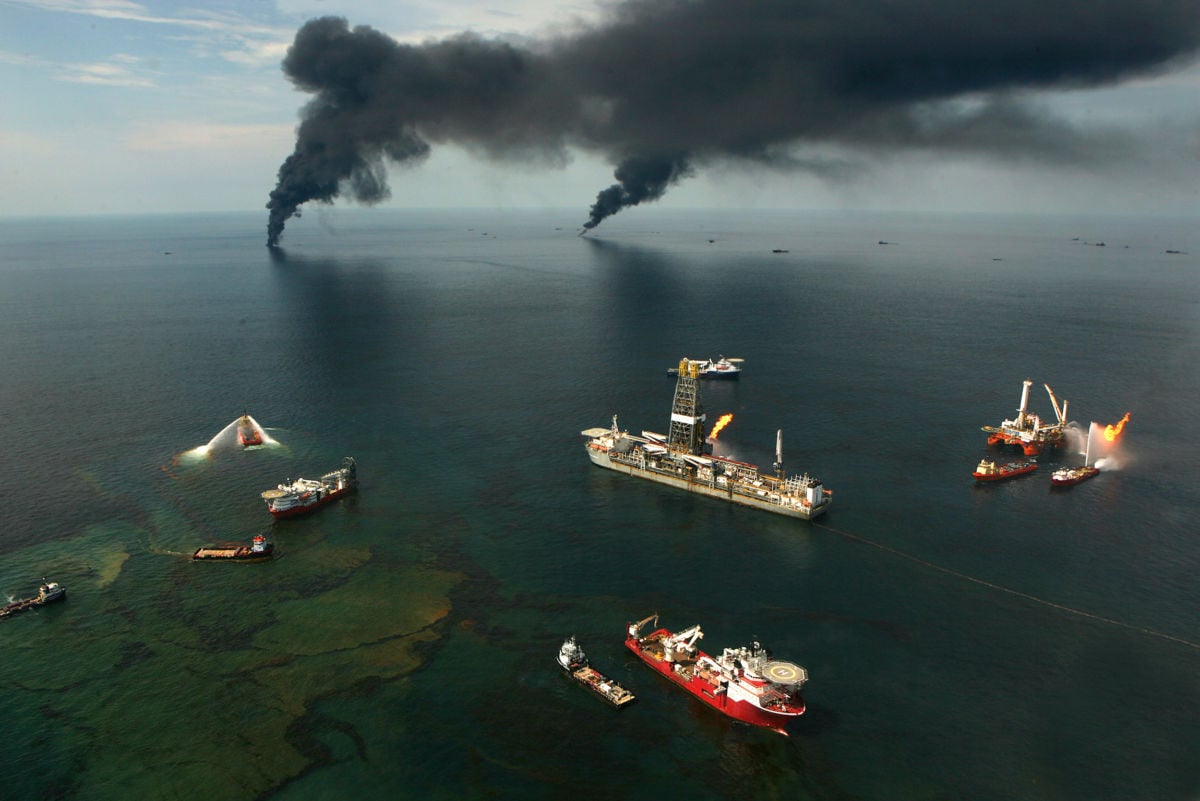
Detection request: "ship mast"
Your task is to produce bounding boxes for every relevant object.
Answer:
[667,358,707,456]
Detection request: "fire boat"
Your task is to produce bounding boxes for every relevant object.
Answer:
[237,414,263,447]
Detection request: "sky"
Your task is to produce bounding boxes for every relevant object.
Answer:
[1,0,1198,221]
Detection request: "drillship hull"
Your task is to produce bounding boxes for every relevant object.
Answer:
[586,445,828,520]
[625,628,805,732]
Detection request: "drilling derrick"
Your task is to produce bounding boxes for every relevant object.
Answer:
[667,358,707,456]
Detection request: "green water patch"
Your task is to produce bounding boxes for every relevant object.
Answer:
[1,515,463,801]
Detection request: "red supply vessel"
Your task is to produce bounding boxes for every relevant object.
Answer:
[625,614,807,734]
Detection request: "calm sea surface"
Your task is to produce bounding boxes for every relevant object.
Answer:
[0,208,1196,800]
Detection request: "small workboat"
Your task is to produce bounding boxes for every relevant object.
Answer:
[558,636,636,708]
[0,580,66,619]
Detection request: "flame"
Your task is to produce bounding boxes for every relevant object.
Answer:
[709,413,734,440]
[1103,412,1131,442]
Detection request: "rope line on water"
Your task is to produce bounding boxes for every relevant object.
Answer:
[812,520,1200,652]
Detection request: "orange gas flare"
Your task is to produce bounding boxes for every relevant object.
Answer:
[709,413,734,440]
[1103,412,1131,442]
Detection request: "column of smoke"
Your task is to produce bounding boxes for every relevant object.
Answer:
[265,2,1200,246]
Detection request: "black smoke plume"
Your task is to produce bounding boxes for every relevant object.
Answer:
[266,1,1200,245]
[583,155,692,231]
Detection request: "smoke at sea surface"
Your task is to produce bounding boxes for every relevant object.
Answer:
[265,0,1200,244]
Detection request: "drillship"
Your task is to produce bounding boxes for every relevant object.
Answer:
[626,614,807,734]
[582,358,830,519]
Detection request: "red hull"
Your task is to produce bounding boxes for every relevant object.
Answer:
[1051,467,1099,487]
[973,461,1037,482]
[986,433,1063,456]
[237,416,262,446]
[625,631,804,731]
[268,485,354,518]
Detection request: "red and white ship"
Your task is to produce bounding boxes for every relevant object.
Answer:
[1051,424,1101,487]
[237,414,263,447]
[1050,464,1099,486]
[260,457,356,518]
[972,458,1038,482]
[625,614,807,734]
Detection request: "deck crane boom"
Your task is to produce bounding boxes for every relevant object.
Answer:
[1043,383,1068,425]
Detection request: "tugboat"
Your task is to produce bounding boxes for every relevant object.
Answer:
[261,457,357,518]
[237,414,263,447]
[972,458,1038,482]
[667,356,744,380]
[625,614,807,734]
[1,580,66,620]
[557,637,636,708]
[193,534,274,561]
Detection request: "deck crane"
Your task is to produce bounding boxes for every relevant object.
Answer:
[982,379,1069,455]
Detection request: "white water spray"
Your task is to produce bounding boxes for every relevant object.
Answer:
[1084,421,1127,471]
[175,414,279,462]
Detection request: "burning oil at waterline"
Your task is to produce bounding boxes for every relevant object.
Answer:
[1065,413,1134,471]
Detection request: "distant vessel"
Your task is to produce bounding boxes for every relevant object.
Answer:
[557,637,636,708]
[981,380,1068,455]
[193,534,274,561]
[261,457,357,518]
[625,614,807,733]
[667,356,743,380]
[1,580,66,620]
[237,414,262,447]
[583,359,830,520]
[972,458,1038,482]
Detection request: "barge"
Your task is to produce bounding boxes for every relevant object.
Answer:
[557,637,636,708]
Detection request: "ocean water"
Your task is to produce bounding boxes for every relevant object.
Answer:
[0,207,1196,801]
